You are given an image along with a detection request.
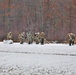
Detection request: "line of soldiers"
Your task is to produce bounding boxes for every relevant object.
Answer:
[26,31,45,45]
[6,31,46,45]
[6,31,76,46]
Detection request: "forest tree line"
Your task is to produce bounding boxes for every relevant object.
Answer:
[0,0,76,41]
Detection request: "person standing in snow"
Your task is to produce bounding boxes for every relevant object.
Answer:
[40,32,45,45]
[26,31,34,44]
[34,32,40,44]
[67,33,75,46]
[7,32,13,40]
[18,32,25,44]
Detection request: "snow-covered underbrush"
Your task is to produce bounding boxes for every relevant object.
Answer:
[0,64,76,75]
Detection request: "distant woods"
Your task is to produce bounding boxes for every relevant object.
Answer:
[0,0,76,41]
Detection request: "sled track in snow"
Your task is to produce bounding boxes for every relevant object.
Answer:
[0,51,76,56]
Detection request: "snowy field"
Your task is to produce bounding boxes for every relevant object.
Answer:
[0,42,76,75]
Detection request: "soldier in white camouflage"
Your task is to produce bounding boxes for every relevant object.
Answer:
[67,33,75,46]
[18,32,25,44]
[26,31,34,44]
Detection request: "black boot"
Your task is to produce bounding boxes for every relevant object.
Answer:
[41,38,44,45]
[69,40,72,46]
[72,41,74,45]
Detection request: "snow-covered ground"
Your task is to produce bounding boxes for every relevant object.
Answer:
[0,42,76,75]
